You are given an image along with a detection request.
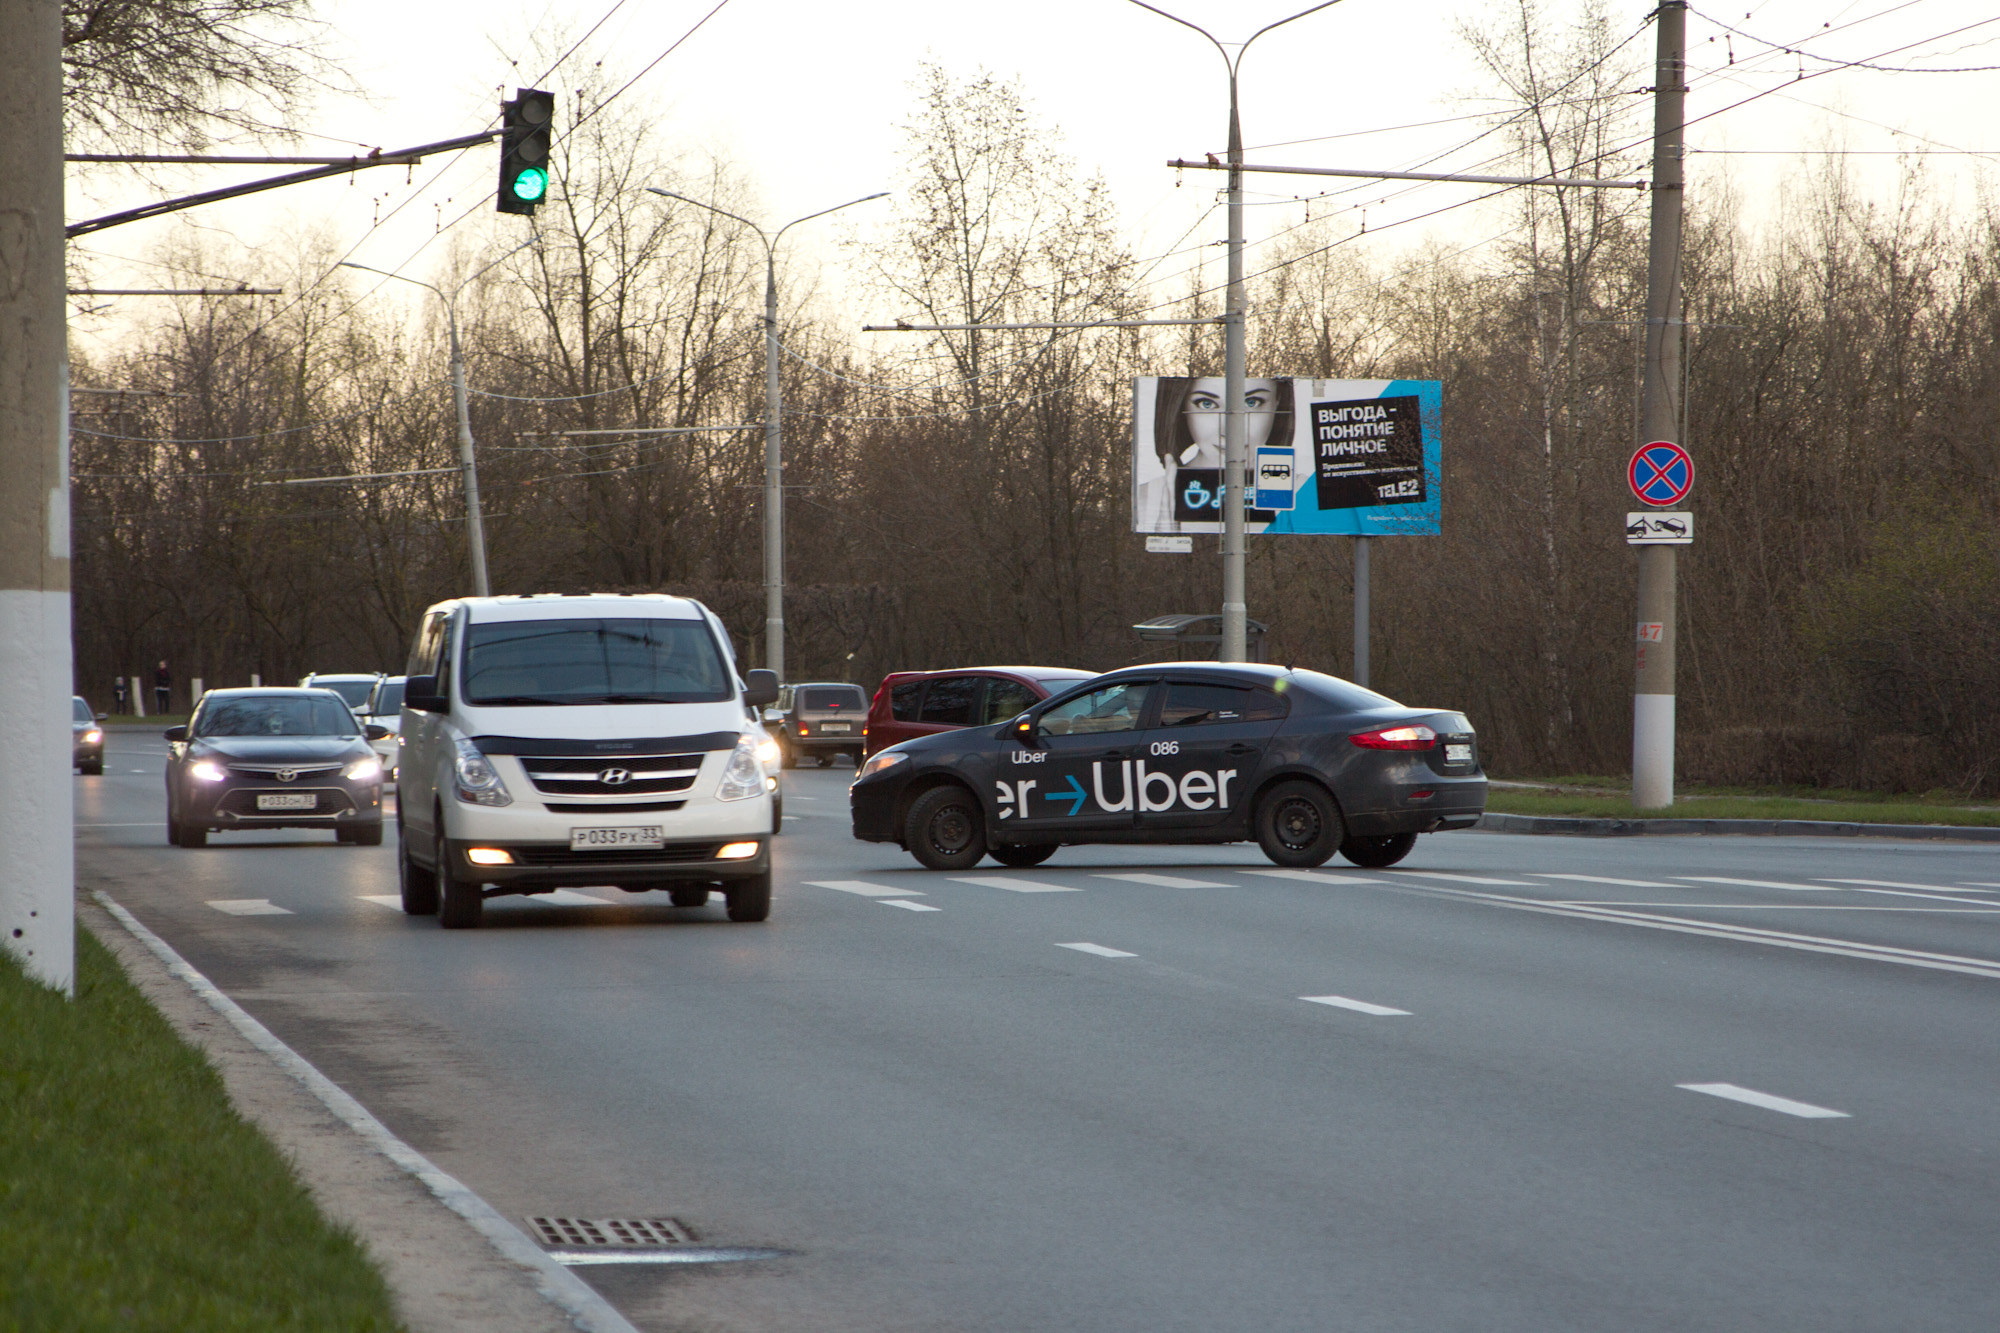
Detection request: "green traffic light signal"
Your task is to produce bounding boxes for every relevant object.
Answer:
[511,168,547,203]
[497,87,555,216]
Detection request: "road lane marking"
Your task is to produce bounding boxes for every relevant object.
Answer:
[537,890,613,906]
[1389,870,1539,886]
[76,821,168,827]
[877,899,941,912]
[807,880,923,897]
[1677,1083,1850,1119]
[1056,942,1136,958]
[1092,873,1230,889]
[947,876,1081,893]
[1851,888,2000,907]
[359,895,404,909]
[1243,869,1389,884]
[1825,878,1990,891]
[1301,994,1410,1016]
[1538,873,1676,888]
[1681,876,1830,891]
[207,899,292,916]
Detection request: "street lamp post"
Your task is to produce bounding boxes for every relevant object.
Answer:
[338,239,533,597]
[1128,0,1344,662]
[645,187,887,683]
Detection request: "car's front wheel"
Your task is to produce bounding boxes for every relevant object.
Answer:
[178,813,208,848]
[1340,832,1417,868]
[399,825,438,915]
[1255,779,1341,868]
[435,825,483,929]
[906,785,987,871]
[724,872,771,922]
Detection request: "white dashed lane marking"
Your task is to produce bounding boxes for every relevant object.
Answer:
[1242,869,1388,884]
[207,899,292,916]
[1677,1082,1850,1119]
[1092,873,1229,889]
[1390,870,1540,886]
[359,895,404,909]
[1681,877,1827,892]
[807,880,923,897]
[878,899,941,912]
[1824,878,1991,892]
[1300,994,1410,1016]
[1537,873,1676,888]
[536,890,614,906]
[947,876,1081,893]
[1057,942,1137,958]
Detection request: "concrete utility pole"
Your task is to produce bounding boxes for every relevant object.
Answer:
[1633,1,1688,808]
[645,187,887,683]
[1,0,73,993]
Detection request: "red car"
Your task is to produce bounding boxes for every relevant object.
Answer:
[864,666,1098,758]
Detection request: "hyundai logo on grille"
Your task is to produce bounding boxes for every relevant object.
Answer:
[599,766,633,786]
[275,768,299,782]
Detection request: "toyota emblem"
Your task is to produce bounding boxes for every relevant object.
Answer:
[275,768,299,783]
[599,766,632,786]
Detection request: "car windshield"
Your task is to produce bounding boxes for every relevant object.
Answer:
[73,698,92,722]
[462,618,732,705]
[313,678,378,708]
[369,680,405,714]
[198,696,357,737]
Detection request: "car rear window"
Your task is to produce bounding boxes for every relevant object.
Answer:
[1158,682,1289,727]
[800,686,863,711]
[198,696,356,737]
[889,680,923,721]
[314,678,378,708]
[917,676,981,725]
[462,618,730,705]
[982,679,1039,724]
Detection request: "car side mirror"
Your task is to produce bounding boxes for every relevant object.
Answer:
[1012,715,1042,747]
[95,712,107,721]
[742,669,780,709]
[364,723,391,741]
[163,725,187,742]
[404,675,448,713]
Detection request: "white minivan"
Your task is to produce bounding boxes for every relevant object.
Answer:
[396,594,781,928]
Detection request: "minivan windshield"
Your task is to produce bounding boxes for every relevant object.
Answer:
[198,695,357,737]
[462,618,732,706]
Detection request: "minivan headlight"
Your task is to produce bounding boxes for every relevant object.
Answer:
[716,738,766,802]
[453,738,512,807]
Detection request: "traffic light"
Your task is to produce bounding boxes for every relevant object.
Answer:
[497,87,554,215]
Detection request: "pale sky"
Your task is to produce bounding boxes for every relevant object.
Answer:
[65,0,2000,355]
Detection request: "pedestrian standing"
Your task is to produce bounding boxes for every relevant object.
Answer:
[154,660,171,716]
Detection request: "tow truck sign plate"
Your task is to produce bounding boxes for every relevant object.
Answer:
[1626,511,1692,544]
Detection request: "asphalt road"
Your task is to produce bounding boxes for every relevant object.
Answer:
[76,731,2000,1331]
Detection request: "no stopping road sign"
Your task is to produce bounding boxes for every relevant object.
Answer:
[1629,440,1693,507]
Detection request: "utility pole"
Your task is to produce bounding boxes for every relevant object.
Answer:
[1,0,73,993]
[1633,1,1687,809]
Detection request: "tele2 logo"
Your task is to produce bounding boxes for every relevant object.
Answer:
[995,759,1240,819]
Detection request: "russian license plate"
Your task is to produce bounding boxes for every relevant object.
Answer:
[570,825,664,851]
[1445,744,1473,765]
[819,721,852,733]
[257,793,317,811]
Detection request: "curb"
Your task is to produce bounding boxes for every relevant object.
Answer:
[1478,812,2000,842]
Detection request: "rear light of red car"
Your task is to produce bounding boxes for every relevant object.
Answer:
[1350,724,1437,750]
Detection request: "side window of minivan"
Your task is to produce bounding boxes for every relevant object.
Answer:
[407,611,444,677]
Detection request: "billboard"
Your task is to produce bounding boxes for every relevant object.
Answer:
[1131,377,1442,536]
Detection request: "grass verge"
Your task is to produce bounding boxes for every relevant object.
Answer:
[0,928,403,1331]
[1488,788,2000,826]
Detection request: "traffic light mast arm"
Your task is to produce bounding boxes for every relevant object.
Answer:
[65,130,501,238]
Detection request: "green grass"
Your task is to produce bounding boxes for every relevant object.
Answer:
[0,930,403,1332]
[97,715,187,728]
[1488,787,2000,826]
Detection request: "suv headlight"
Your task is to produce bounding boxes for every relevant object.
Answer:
[716,737,767,802]
[453,738,512,807]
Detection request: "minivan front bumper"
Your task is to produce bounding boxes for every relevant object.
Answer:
[441,835,769,892]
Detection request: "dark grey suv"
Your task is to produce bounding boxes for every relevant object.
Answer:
[775,682,868,768]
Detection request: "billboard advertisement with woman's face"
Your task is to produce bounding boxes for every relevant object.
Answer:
[1132,377,1442,536]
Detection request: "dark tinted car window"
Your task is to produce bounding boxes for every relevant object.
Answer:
[918,676,982,726]
[463,618,729,705]
[198,696,355,737]
[890,681,922,721]
[73,698,92,722]
[800,686,863,710]
[369,680,405,714]
[1159,682,1289,727]
[983,679,1039,724]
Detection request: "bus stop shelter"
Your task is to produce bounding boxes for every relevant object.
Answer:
[1133,614,1268,663]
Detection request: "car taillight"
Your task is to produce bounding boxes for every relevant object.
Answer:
[1350,725,1437,750]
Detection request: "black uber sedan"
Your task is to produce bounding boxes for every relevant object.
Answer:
[164,688,389,848]
[850,663,1485,871]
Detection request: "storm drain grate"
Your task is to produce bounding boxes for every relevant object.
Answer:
[527,1216,695,1248]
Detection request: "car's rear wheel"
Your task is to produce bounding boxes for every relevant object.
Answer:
[1340,832,1417,868]
[1255,780,1341,868]
[725,872,771,922]
[989,843,1057,868]
[669,884,710,908]
[399,825,438,915]
[906,785,987,871]
[435,826,483,929]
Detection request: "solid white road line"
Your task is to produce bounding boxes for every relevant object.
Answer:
[1092,873,1230,889]
[1677,1082,1850,1119]
[807,879,923,897]
[1243,869,1389,884]
[1826,878,1990,892]
[1851,888,2000,907]
[878,899,942,912]
[1538,872,1676,888]
[1681,876,1831,891]
[207,899,293,916]
[1056,942,1137,958]
[359,895,404,909]
[1300,994,1411,1016]
[947,876,1081,893]
[1389,870,1539,886]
